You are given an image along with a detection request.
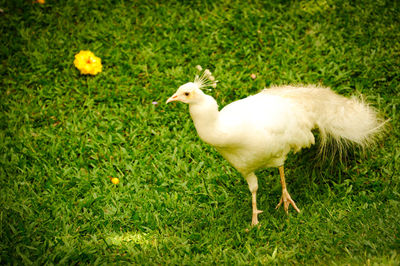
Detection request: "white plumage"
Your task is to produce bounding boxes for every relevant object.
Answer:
[167,70,384,226]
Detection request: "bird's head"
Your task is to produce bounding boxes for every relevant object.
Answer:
[166,82,203,104]
[166,66,217,105]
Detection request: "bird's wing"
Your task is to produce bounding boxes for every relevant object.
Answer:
[218,92,315,151]
[219,94,293,134]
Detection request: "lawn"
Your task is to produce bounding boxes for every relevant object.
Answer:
[1,0,399,264]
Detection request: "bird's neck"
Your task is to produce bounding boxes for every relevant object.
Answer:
[189,95,221,145]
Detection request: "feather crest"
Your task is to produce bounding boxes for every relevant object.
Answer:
[194,66,218,89]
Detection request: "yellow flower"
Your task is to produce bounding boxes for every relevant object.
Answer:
[74,50,102,75]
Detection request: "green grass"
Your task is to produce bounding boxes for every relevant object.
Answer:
[1,0,399,264]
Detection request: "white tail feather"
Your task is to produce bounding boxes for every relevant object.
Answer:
[264,85,386,158]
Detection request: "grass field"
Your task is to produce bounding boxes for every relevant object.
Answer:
[1,0,400,264]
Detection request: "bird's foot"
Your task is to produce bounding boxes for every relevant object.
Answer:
[276,188,300,214]
[251,209,263,226]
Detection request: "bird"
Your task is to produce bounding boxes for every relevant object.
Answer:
[166,67,385,226]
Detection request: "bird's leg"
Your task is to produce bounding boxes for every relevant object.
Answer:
[246,173,263,226]
[275,166,300,214]
[251,191,263,226]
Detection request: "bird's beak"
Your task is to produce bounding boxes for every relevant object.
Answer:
[166,94,179,104]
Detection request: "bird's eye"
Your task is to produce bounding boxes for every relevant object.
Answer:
[184,92,190,96]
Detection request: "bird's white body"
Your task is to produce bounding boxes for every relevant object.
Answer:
[168,77,384,226]
[190,92,309,174]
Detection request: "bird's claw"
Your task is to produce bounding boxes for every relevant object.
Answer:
[276,189,300,214]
